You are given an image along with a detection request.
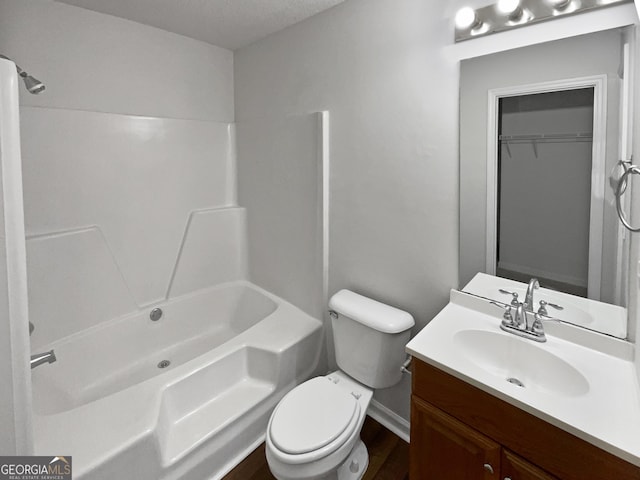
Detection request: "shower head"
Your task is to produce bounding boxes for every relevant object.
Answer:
[0,54,45,94]
[20,72,45,94]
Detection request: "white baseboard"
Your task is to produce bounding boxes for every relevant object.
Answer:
[366,399,410,443]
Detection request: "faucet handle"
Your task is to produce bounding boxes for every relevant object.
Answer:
[531,313,545,335]
[538,300,563,316]
[524,313,547,341]
[490,301,515,326]
[538,300,548,316]
[547,301,563,311]
[498,289,520,306]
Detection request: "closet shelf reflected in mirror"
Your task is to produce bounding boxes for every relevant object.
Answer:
[499,133,593,142]
[499,133,593,158]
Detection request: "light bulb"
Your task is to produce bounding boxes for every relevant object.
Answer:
[455,7,479,29]
[497,0,521,14]
[497,0,524,21]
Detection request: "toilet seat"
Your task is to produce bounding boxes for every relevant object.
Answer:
[268,377,362,464]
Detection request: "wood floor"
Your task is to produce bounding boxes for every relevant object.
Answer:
[223,416,409,480]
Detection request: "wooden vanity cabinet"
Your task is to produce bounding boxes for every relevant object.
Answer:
[501,449,557,480]
[411,395,554,480]
[411,396,501,480]
[409,396,502,480]
[410,358,640,480]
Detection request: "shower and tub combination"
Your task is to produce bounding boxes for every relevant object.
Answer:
[0,55,324,479]
[32,281,323,479]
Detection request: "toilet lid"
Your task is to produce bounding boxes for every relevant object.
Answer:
[270,377,358,455]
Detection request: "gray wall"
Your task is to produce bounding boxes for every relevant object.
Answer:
[237,114,324,320]
[459,30,622,300]
[235,0,461,419]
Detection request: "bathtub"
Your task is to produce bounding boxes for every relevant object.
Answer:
[30,280,323,479]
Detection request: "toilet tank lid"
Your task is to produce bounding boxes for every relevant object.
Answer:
[329,289,415,334]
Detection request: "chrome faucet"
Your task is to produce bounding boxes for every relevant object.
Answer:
[524,278,540,310]
[30,350,56,369]
[492,301,547,342]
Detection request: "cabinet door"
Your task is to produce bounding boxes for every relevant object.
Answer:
[502,450,558,480]
[410,396,501,480]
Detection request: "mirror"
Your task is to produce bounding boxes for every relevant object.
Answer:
[459,26,634,338]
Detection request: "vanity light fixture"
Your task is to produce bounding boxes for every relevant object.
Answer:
[454,0,632,42]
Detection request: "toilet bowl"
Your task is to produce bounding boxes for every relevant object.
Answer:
[266,371,372,480]
[265,290,414,480]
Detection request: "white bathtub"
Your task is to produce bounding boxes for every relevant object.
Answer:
[30,280,323,479]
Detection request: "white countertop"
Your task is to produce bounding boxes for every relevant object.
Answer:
[406,290,640,467]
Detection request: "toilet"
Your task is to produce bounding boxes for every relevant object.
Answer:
[265,289,415,480]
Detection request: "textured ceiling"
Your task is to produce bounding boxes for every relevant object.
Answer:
[53,0,346,50]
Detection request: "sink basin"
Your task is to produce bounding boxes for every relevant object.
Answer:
[453,330,590,398]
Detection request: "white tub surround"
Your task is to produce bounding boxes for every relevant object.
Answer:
[20,107,237,333]
[32,281,323,479]
[406,290,640,467]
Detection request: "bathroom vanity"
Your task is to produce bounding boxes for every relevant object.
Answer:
[410,360,637,480]
[406,291,640,480]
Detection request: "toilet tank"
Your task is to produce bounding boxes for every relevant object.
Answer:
[328,290,414,389]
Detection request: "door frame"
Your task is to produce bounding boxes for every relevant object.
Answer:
[485,74,607,300]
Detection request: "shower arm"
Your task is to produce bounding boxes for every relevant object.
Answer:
[0,54,24,75]
[0,53,29,78]
[0,54,45,94]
